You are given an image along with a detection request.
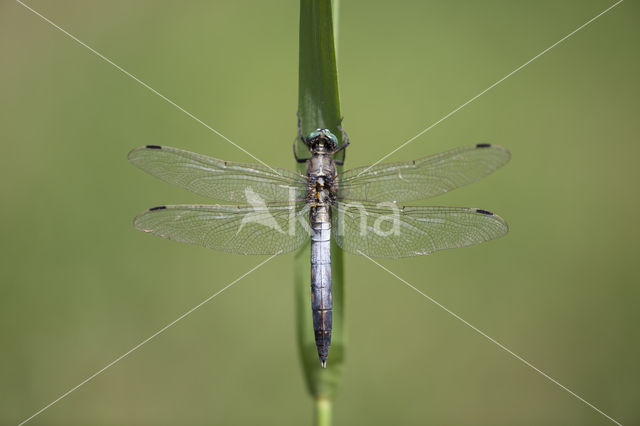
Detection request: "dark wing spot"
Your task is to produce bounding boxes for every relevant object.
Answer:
[476,209,493,215]
[476,143,491,148]
[149,206,167,211]
[146,145,162,149]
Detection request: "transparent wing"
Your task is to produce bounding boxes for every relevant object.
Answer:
[332,201,508,258]
[134,203,310,255]
[129,145,308,203]
[339,144,509,203]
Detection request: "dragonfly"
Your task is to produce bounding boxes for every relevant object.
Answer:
[129,126,510,368]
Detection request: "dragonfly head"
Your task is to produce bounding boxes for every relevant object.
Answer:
[305,128,338,153]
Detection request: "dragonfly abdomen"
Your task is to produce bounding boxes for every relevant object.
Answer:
[310,204,332,368]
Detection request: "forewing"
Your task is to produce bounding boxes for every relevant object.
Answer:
[134,203,310,255]
[339,144,509,203]
[332,201,508,258]
[129,145,307,203]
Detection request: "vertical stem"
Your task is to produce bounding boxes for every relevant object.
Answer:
[314,397,332,426]
[295,1,345,424]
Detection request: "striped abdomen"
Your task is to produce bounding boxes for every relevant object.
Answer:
[310,204,332,368]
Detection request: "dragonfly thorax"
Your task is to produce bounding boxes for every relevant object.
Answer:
[306,150,338,206]
[314,178,332,204]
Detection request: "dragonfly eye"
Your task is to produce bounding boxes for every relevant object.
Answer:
[306,131,321,141]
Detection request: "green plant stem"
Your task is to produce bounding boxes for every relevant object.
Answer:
[295,0,345,423]
[314,397,332,426]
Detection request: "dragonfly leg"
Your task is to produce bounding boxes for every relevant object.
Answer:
[337,117,349,145]
[293,136,309,163]
[334,118,350,165]
[294,111,310,163]
[297,110,305,141]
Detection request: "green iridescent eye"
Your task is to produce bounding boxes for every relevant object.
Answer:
[328,132,338,145]
[307,131,321,140]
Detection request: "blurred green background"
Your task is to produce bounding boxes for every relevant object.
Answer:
[1,1,638,424]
